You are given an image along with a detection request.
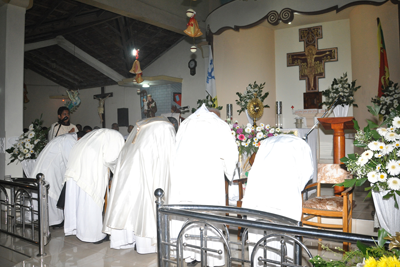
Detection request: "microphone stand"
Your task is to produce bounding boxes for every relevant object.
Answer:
[303,95,342,143]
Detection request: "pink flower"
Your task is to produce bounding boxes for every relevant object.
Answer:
[238,134,245,141]
[268,133,273,137]
[236,128,243,134]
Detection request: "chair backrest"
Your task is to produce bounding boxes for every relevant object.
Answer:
[317,164,352,184]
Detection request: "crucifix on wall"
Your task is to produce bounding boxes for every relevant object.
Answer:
[287,26,338,108]
[93,87,113,128]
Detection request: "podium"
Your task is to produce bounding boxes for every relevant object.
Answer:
[318,117,354,195]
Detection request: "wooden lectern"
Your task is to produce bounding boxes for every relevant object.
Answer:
[318,117,354,195]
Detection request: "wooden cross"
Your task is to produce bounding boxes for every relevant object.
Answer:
[287,26,338,93]
[93,87,113,128]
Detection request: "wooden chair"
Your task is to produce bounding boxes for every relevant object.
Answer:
[301,164,354,250]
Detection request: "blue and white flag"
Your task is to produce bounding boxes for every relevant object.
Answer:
[205,45,217,103]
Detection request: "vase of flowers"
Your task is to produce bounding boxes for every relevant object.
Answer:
[320,72,361,117]
[339,105,400,235]
[6,117,48,177]
[371,80,400,121]
[236,82,269,124]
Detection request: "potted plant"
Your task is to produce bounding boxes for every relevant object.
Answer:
[320,72,361,117]
[371,80,400,121]
[339,104,400,235]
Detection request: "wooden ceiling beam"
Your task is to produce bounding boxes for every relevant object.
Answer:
[28,0,65,34]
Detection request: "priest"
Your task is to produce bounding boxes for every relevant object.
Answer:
[242,135,314,266]
[169,104,238,266]
[64,129,124,243]
[103,116,176,253]
[31,132,82,226]
[48,107,78,140]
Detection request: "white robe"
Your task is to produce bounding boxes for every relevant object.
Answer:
[169,104,238,266]
[48,122,78,141]
[103,117,176,253]
[31,133,77,226]
[64,129,124,242]
[242,135,313,266]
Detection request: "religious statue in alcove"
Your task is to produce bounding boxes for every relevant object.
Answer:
[287,26,338,109]
[145,94,157,118]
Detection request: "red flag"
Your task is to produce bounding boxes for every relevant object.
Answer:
[377,18,389,97]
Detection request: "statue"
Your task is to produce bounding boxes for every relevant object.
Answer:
[94,94,110,123]
[65,90,81,113]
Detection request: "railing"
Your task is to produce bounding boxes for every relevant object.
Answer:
[0,173,50,256]
[155,188,378,267]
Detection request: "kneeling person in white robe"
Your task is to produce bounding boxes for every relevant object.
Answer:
[169,104,238,266]
[242,135,313,266]
[103,117,176,253]
[64,129,124,243]
[31,133,78,226]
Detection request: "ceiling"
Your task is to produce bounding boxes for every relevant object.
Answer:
[24,0,186,90]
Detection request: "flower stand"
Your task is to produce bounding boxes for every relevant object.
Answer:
[372,190,400,235]
[333,104,349,117]
[21,159,36,178]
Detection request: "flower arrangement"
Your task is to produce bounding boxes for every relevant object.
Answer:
[191,92,222,113]
[235,81,269,115]
[6,117,48,164]
[371,80,400,121]
[320,72,361,108]
[309,229,400,267]
[230,121,290,156]
[340,104,400,207]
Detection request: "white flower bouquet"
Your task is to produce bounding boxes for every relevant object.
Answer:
[320,72,361,108]
[6,117,48,164]
[371,80,400,121]
[235,81,269,115]
[191,92,222,113]
[340,105,400,208]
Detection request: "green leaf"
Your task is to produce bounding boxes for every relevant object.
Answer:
[365,190,372,199]
[348,154,357,160]
[367,120,379,129]
[353,120,360,130]
[377,228,389,247]
[383,192,393,199]
[356,240,369,254]
[371,130,381,140]
[340,157,349,163]
[355,178,367,187]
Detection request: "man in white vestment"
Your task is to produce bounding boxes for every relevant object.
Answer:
[103,117,175,253]
[48,107,78,141]
[31,132,79,226]
[242,135,313,266]
[64,129,124,243]
[169,104,238,266]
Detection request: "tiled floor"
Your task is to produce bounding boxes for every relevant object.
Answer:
[0,181,376,267]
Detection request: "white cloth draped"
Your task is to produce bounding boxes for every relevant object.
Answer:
[48,122,78,141]
[64,129,124,242]
[103,117,176,253]
[242,135,314,266]
[169,104,238,266]
[31,133,77,225]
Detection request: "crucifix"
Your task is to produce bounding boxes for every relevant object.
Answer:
[287,26,338,108]
[93,87,113,128]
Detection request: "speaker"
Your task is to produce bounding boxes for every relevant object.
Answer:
[117,108,129,127]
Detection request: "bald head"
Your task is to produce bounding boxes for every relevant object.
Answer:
[207,108,221,117]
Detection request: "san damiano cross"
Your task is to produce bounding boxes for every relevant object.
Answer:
[287,26,338,93]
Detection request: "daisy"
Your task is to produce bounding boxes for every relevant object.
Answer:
[377,142,385,150]
[28,124,34,131]
[393,116,400,129]
[394,141,400,148]
[382,144,394,155]
[254,138,258,142]
[377,172,387,182]
[241,142,246,146]
[357,156,368,166]
[235,141,240,146]
[30,149,34,154]
[25,153,31,158]
[259,123,265,127]
[34,139,40,144]
[244,143,249,147]
[384,131,398,142]
[376,164,382,171]
[23,149,29,154]
[377,127,388,136]
[265,124,271,130]
[231,131,236,136]
[256,142,261,147]
[389,127,396,132]
[368,141,381,151]
[361,150,373,160]
[386,160,400,176]
[270,128,275,134]
[246,123,252,128]
[276,128,281,133]
[18,155,24,161]
[28,131,35,138]
[256,132,263,139]
[256,127,262,132]
[245,127,252,133]
[252,142,257,146]
[367,171,378,184]
[387,177,400,191]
